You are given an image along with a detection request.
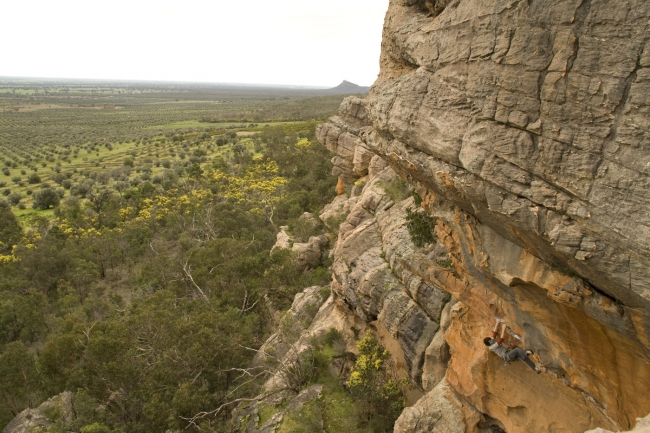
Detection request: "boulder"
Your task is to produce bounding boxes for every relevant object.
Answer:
[271,225,292,251]
[291,234,329,271]
[2,392,74,433]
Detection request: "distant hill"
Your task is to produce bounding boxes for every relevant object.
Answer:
[323,80,370,94]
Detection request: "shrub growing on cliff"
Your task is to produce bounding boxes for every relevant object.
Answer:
[346,334,407,432]
[405,207,436,248]
[379,176,410,202]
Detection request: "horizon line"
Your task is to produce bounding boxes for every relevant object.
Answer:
[0,75,372,90]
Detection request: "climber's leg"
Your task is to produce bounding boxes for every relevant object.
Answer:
[508,348,537,371]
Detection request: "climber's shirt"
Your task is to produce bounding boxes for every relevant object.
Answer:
[489,341,508,359]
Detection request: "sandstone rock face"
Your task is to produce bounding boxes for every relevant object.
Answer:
[369,0,650,312]
[251,285,333,381]
[587,414,650,433]
[317,96,373,183]
[233,384,324,433]
[2,392,74,433]
[271,226,292,251]
[291,235,329,271]
[316,1,650,431]
[394,379,480,433]
[326,165,451,387]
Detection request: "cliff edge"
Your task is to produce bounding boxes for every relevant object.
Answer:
[317,0,650,431]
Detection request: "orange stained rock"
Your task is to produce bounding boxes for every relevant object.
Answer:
[335,177,345,196]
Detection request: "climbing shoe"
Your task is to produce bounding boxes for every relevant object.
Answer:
[526,350,533,356]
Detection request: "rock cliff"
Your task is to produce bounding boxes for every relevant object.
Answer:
[315,0,650,431]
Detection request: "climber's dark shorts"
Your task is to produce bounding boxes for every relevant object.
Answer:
[506,347,536,371]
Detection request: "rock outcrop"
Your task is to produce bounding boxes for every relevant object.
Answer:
[2,392,74,433]
[315,1,650,431]
[235,147,456,432]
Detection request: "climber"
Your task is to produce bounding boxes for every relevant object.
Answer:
[484,319,540,374]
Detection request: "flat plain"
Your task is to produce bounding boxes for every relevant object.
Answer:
[0,78,349,216]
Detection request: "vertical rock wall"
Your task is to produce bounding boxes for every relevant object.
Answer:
[317,1,650,431]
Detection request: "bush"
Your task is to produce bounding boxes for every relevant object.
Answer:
[32,188,60,209]
[52,173,67,184]
[27,173,41,184]
[7,192,22,205]
[71,180,94,197]
[405,207,436,248]
[80,423,121,433]
[380,176,410,202]
[346,334,408,432]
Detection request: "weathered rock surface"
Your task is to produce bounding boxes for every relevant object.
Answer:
[368,0,650,312]
[233,384,324,433]
[587,414,650,433]
[271,224,329,271]
[327,165,450,387]
[393,379,480,433]
[316,0,650,430]
[291,235,329,271]
[271,225,292,251]
[2,392,74,433]
[252,286,330,370]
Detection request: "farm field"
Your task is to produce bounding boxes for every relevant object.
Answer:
[0,79,353,217]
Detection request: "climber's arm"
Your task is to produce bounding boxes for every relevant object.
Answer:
[497,322,506,345]
[492,319,500,338]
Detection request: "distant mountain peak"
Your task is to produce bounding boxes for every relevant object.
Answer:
[325,80,370,94]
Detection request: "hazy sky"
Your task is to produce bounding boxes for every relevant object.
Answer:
[1,0,389,87]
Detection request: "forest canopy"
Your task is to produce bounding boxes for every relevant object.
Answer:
[0,120,338,432]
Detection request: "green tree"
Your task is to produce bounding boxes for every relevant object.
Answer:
[27,172,41,184]
[0,202,22,254]
[346,334,407,432]
[0,342,43,420]
[32,188,61,209]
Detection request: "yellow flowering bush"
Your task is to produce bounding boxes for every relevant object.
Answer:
[295,138,311,148]
[346,333,407,431]
[212,160,286,223]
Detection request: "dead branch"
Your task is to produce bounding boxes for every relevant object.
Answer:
[181,259,209,302]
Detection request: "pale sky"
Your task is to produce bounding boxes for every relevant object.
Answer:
[0,0,389,87]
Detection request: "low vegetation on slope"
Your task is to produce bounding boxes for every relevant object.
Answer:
[0,83,352,431]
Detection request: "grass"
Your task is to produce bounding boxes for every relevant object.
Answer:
[257,404,277,427]
[379,177,411,203]
[150,120,303,130]
[150,120,214,130]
